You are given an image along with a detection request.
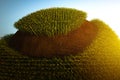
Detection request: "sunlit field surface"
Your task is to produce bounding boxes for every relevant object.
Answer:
[0,18,120,80]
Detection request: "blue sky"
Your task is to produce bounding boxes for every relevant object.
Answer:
[0,0,120,38]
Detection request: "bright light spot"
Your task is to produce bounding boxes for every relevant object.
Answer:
[77,5,120,39]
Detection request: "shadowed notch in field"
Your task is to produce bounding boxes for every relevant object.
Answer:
[10,20,98,57]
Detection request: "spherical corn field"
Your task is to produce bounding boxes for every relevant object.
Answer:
[0,8,120,80]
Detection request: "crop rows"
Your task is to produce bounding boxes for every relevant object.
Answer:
[1,19,120,79]
[14,8,86,36]
[81,19,120,79]
[0,35,87,80]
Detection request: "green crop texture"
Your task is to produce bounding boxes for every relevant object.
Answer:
[0,36,86,80]
[1,19,120,80]
[14,8,86,36]
[81,19,120,80]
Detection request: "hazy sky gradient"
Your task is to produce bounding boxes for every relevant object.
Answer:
[0,0,120,38]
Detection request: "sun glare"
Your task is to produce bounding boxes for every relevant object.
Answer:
[85,8,120,39]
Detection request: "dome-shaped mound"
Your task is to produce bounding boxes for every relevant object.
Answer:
[1,7,120,80]
[10,20,98,57]
[14,7,86,36]
[1,19,120,80]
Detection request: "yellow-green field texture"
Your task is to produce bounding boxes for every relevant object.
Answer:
[0,19,120,80]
